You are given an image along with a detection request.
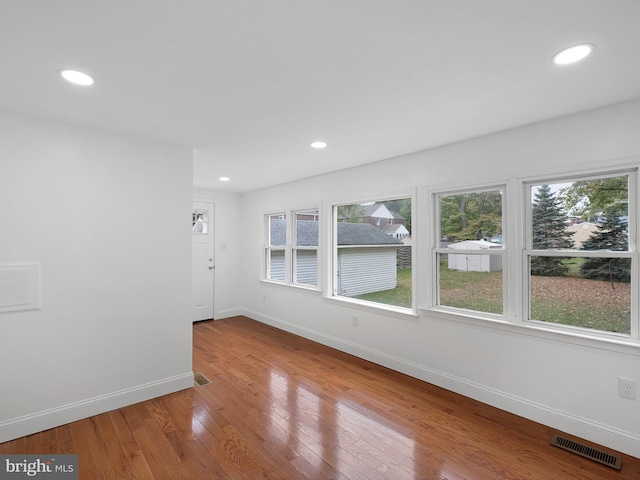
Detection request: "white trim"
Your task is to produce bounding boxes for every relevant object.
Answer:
[0,372,194,443]
[259,278,321,294]
[322,294,418,322]
[420,307,640,354]
[214,308,245,319]
[241,309,640,458]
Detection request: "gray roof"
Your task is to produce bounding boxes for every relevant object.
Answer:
[269,219,402,246]
[337,222,403,245]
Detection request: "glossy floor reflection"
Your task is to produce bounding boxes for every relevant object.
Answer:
[187,317,639,480]
[2,316,639,479]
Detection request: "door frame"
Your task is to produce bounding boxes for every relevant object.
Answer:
[192,199,215,321]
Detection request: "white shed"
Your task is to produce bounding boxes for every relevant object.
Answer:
[447,240,502,272]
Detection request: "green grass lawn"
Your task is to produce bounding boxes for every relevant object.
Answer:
[353,263,630,334]
[562,257,585,277]
[439,267,503,314]
[354,268,412,308]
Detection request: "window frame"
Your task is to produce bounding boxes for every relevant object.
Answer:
[263,207,321,289]
[424,166,639,343]
[264,212,287,283]
[431,184,507,319]
[330,194,415,314]
[292,208,320,288]
[522,169,638,339]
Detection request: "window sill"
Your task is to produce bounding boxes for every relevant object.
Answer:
[259,278,322,294]
[419,307,640,356]
[324,295,418,322]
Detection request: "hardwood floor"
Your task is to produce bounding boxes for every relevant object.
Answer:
[2,316,639,479]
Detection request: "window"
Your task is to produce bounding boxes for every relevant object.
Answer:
[293,209,319,287]
[434,187,505,315]
[192,209,209,234]
[333,198,412,309]
[264,209,319,287]
[265,213,286,282]
[525,173,635,335]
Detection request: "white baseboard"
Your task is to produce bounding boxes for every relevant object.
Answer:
[214,308,244,320]
[0,372,194,443]
[243,308,640,459]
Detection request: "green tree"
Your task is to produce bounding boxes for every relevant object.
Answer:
[439,191,502,242]
[580,205,630,282]
[337,204,365,223]
[557,176,628,219]
[531,184,575,276]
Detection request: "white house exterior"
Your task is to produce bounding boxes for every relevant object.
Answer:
[361,203,396,226]
[447,240,502,272]
[383,223,410,239]
[337,247,397,296]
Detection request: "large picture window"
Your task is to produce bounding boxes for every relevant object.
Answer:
[525,173,636,335]
[333,198,412,309]
[434,187,505,315]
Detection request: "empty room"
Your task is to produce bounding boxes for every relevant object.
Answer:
[1,1,640,479]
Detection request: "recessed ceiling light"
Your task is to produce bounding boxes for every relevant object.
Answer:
[310,141,327,149]
[59,69,95,86]
[552,44,594,65]
[219,176,230,182]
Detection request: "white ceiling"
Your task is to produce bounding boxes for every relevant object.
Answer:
[1,1,639,193]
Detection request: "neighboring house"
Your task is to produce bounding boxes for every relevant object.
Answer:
[566,216,628,249]
[566,222,600,249]
[340,203,407,228]
[383,223,410,239]
[339,203,410,239]
[269,219,402,295]
[294,210,320,221]
[447,239,502,272]
[360,203,397,228]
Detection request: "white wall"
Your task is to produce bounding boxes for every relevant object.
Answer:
[193,188,243,318]
[240,99,640,457]
[0,112,194,442]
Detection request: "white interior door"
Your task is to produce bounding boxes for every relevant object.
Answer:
[192,201,215,322]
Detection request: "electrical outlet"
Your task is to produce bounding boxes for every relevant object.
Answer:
[618,377,637,400]
[352,315,359,327]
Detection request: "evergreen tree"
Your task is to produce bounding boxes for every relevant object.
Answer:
[580,206,630,282]
[531,184,575,276]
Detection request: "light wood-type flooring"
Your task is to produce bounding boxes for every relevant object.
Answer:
[2,316,639,479]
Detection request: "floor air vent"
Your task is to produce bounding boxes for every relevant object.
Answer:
[551,434,621,470]
[194,372,211,387]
